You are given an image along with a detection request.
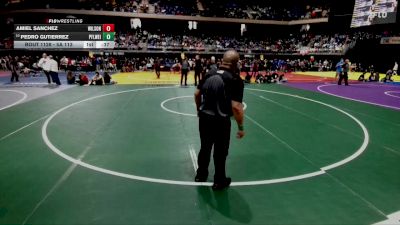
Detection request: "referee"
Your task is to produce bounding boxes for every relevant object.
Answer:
[194,50,245,190]
[338,59,350,86]
[194,55,202,86]
[38,53,52,84]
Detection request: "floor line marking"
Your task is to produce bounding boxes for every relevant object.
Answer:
[383,146,400,156]
[21,146,91,225]
[0,90,27,111]
[317,84,400,111]
[338,106,400,127]
[246,88,369,172]
[257,94,364,140]
[41,87,369,186]
[189,144,198,171]
[245,114,320,168]
[253,90,389,217]
[161,95,247,117]
[21,87,140,223]
[325,173,387,218]
[0,114,50,142]
[257,93,400,161]
[384,91,400,99]
[374,210,400,225]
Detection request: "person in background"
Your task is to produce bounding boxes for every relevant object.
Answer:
[358,70,368,82]
[382,70,394,82]
[154,58,161,79]
[78,73,89,86]
[368,72,375,82]
[194,55,202,86]
[201,58,207,80]
[208,56,218,72]
[369,65,375,77]
[255,73,265,84]
[338,59,350,86]
[251,59,259,78]
[49,55,61,85]
[66,71,76,85]
[374,72,380,82]
[335,59,343,81]
[0,57,7,70]
[393,62,398,75]
[171,58,180,74]
[181,58,189,86]
[95,57,102,72]
[38,53,52,84]
[10,57,19,83]
[60,56,68,71]
[104,72,117,85]
[90,72,105,85]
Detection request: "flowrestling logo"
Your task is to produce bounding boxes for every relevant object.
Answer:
[47,19,84,24]
[369,11,388,19]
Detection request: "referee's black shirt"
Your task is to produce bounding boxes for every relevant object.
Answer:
[197,69,244,118]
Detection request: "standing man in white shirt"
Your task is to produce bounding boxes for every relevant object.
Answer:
[393,62,398,75]
[38,53,52,84]
[60,56,68,71]
[49,55,61,85]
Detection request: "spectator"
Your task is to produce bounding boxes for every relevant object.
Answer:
[0,57,7,70]
[104,72,117,85]
[66,71,76,84]
[78,73,89,86]
[90,72,105,85]
[60,56,68,71]
[181,58,189,86]
[10,57,19,83]
[382,70,394,82]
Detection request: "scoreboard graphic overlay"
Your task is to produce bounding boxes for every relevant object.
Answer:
[351,0,398,28]
[14,24,115,49]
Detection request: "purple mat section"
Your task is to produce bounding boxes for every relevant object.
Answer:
[285,82,400,111]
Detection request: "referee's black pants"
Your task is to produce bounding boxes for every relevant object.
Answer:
[197,114,231,183]
[44,70,52,84]
[181,69,188,86]
[10,71,19,82]
[50,71,61,85]
[338,72,349,86]
[194,69,201,86]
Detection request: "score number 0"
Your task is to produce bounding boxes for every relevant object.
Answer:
[102,24,115,32]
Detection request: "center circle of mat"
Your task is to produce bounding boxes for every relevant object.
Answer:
[41,86,369,187]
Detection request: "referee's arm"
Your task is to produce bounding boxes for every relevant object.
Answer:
[231,79,245,139]
[194,89,201,112]
[232,100,245,139]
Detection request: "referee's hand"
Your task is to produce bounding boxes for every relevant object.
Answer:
[237,130,245,139]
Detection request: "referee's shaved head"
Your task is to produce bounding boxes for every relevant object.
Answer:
[221,50,239,72]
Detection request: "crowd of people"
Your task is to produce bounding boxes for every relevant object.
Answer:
[198,0,329,20]
[2,54,117,86]
[356,62,398,83]
[3,0,329,20]
[1,52,399,86]
[1,28,390,52]
[66,71,117,85]
[114,30,353,54]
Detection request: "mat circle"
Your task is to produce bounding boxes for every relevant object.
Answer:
[42,87,369,187]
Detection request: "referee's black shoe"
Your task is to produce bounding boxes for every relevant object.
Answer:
[212,177,231,190]
[195,172,208,182]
